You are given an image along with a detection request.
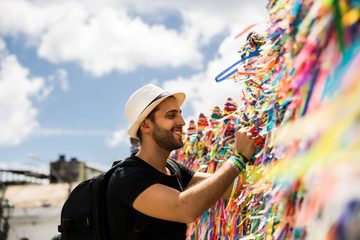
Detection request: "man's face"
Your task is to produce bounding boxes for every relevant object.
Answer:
[150,97,185,151]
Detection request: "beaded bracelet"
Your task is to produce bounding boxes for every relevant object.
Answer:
[227,156,246,174]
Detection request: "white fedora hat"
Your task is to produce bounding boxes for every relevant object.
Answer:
[125,84,186,139]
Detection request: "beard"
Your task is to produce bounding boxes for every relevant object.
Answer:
[152,122,184,151]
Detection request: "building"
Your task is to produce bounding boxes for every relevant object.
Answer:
[50,155,103,183]
[1,155,105,240]
[5,183,75,240]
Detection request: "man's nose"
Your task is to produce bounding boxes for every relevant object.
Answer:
[178,115,186,126]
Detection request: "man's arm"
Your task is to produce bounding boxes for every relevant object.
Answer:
[186,172,237,199]
[133,129,255,223]
[133,163,238,223]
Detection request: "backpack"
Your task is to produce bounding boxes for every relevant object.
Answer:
[56,157,183,240]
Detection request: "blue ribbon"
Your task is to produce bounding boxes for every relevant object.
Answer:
[215,49,261,82]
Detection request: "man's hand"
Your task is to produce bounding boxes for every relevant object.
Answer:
[235,127,257,161]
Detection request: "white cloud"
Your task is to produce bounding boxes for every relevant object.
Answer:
[38,6,204,76]
[0,1,204,76]
[47,68,69,91]
[0,40,48,147]
[0,0,267,76]
[57,69,69,91]
[0,0,269,147]
[124,0,268,45]
[106,127,129,148]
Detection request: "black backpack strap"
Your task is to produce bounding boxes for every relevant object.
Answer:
[111,159,124,168]
[110,158,152,240]
[167,159,184,191]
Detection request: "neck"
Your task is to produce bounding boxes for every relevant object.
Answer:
[136,141,171,174]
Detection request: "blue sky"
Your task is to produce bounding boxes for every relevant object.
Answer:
[0,0,267,172]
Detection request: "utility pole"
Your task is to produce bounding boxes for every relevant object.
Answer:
[0,183,13,240]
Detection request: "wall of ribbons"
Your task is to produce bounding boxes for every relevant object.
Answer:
[172,0,360,239]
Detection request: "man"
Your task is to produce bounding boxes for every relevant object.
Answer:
[106,84,256,239]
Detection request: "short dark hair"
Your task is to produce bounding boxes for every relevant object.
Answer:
[136,105,159,142]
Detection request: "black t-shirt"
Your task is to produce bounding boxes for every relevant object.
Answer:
[106,155,195,240]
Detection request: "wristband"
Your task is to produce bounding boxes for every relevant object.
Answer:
[236,151,250,164]
[227,160,242,174]
[227,156,246,174]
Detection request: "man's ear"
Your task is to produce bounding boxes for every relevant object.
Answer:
[139,119,152,134]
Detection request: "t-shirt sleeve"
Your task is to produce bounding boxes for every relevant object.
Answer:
[174,161,195,188]
[112,166,158,206]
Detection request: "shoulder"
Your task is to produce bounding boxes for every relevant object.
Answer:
[167,159,193,173]
[110,156,159,185]
[107,156,160,205]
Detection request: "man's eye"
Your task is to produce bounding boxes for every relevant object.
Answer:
[166,114,176,119]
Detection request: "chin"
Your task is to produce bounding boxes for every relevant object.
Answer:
[174,140,184,150]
